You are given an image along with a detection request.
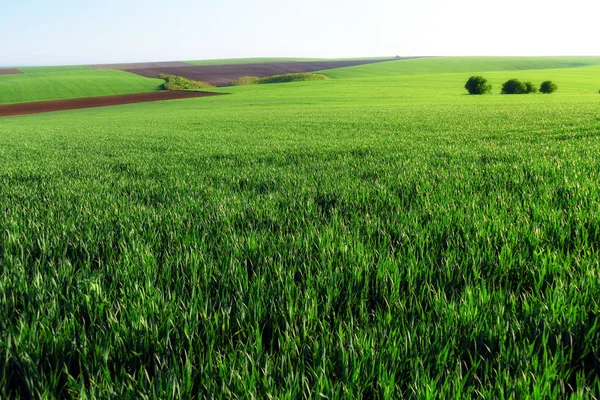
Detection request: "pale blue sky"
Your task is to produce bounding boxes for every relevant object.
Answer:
[1,0,598,66]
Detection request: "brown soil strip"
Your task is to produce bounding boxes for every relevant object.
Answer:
[0,91,223,117]
[0,68,22,75]
[90,61,191,70]
[124,59,401,87]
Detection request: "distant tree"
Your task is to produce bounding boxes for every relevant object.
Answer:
[464,76,492,95]
[540,80,558,94]
[524,81,538,93]
[501,79,528,94]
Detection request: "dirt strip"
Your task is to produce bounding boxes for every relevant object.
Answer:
[0,91,224,117]
[124,59,401,87]
[0,68,22,75]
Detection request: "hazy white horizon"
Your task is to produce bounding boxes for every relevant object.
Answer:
[1,0,598,67]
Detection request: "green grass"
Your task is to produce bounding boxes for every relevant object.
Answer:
[323,56,600,79]
[1,57,600,398]
[214,63,600,102]
[0,70,164,104]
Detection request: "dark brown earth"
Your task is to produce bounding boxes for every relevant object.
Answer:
[124,59,399,87]
[0,68,22,75]
[90,61,191,70]
[0,91,223,117]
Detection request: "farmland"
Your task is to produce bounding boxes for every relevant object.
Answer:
[185,56,401,66]
[1,57,600,397]
[0,91,223,117]
[0,58,396,106]
[0,70,163,104]
[0,69,22,75]
[122,59,396,87]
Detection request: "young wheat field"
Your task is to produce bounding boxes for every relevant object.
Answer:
[1,57,600,398]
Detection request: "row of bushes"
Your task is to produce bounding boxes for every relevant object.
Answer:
[256,73,330,84]
[229,73,330,86]
[229,76,260,86]
[158,74,213,91]
[465,76,558,95]
[501,79,557,94]
[158,73,330,89]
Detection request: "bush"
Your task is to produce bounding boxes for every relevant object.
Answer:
[254,73,330,84]
[464,76,492,95]
[501,79,528,94]
[229,76,259,86]
[540,81,558,94]
[159,74,213,90]
[524,81,538,93]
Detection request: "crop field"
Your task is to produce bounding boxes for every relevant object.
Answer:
[186,57,397,66]
[1,57,600,398]
[323,56,600,80]
[0,91,222,117]
[123,59,396,87]
[0,70,163,104]
[0,69,22,75]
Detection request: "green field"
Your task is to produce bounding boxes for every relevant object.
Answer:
[0,70,163,104]
[323,56,600,79]
[1,57,600,398]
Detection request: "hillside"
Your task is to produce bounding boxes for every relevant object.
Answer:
[322,56,600,79]
[0,70,164,104]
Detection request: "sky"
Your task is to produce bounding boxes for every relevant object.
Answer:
[1,0,598,66]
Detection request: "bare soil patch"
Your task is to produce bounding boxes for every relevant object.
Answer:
[0,91,223,117]
[0,68,22,75]
[124,59,399,87]
[90,61,191,70]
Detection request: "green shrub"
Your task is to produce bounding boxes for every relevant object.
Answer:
[501,79,528,94]
[464,76,492,95]
[254,73,330,84]
[229,76,259,86]
[524,81,538,93]
[159,75,213,90]
[540,81,558,94]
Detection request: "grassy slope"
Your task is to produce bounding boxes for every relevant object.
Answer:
[1,58,600,397]
[216,63,600,99]
[322,56,600,79]
[0,70,164,104]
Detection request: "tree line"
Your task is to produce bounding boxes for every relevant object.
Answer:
[465,76,557,95]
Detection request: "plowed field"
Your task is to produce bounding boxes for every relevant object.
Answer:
[124,59,397,86]
[0,91,222,117]
[0,68,22,75]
